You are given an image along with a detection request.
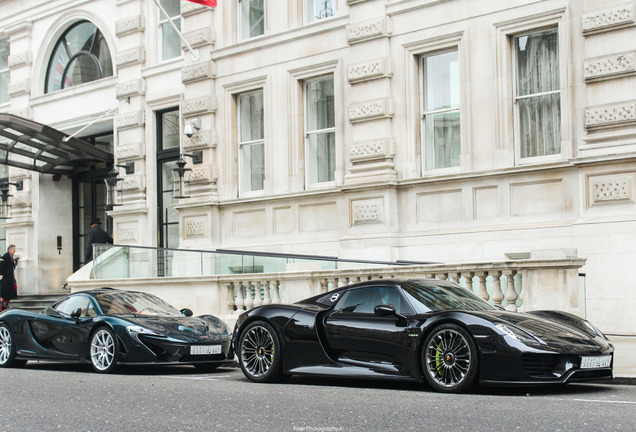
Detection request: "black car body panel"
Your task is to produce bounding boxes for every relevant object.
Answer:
[0,288,233,369]
[232,279,613,389]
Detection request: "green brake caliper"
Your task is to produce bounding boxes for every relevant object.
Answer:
[435,341,444,376]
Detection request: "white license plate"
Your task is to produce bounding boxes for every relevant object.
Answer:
[190,345,222,355]
[580,355,611,369]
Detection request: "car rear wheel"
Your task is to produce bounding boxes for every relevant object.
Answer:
[238,320,283,383]
[0,324,27,368]
[422,323,479,393]
[90,327,118,373]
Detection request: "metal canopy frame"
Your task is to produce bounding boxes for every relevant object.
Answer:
[0,113,113,176]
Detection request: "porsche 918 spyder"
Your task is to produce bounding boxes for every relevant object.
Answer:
[0,288,233,373]
[232,278,613,393]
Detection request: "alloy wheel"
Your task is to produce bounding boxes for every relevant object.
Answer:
[424,328,472,389]
[240,324,275,378]
[0,326,11,365]
[91,328,115,372]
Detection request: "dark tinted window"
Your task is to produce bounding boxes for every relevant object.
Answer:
[400,279,495,313]
[337,286,405,314]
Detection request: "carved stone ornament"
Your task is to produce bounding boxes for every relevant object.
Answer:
[118,224,137,242]
[592,179,632,202]
[116,142,144,161]
[348,58,392,83]
[351,199,383,224]
[182,28,214,49]
[116,47,145,67]
[584,52,636,81]
[116,79,145,99]
[121,175,145,192]
[184,130,216,150]
[182,62,215,83]
[350,139,394,162]
[11,191,31,208]
[585,101,636,129]
[116,111,146,130]
[8,79,30,97]
[346,17,391,44]
[185,218,206,237]
[582,3,635,34]
[183,96,216,115]
[348,99,394,123]
[181,0,210,16]
[115,15,144,37]
[8,51,32,69]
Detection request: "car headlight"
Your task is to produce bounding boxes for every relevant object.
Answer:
[494,323,541,344]
[126,325,159,338]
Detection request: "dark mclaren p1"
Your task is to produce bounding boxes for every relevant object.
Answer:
[232,278,614,392]
[0,288,233,373]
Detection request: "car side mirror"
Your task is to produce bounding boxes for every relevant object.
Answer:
[180,308,193,317]
[374,304,396,316]
[71,308,82,322]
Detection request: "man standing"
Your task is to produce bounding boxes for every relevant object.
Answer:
[0,244,18,311]
[84,218,113,262]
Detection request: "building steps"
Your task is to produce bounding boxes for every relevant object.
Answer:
[7,294,64,313]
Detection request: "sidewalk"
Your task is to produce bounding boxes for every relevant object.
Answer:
[608,335,636,383]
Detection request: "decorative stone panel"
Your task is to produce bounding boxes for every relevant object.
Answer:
[183,96,216,116]
[346,17,391,44]
[582,3,635,34]
[115,15,144,37]
[121,175,145,191]
[585,101,636,129]
[351,198,383,225]
[347,58,392,83]
[584,52,636,81]
[190,165,214,184]
[116,111,145,130]
[12,191,31,207]
[185,217,206,237]
[182,28,214,49]
[348,98,393,123]
[592,179,632,202]
[350,138,394,162]
[116,142,144,161]
[118,224,137,242]
[116,47,145,67]
[184,129,216,150]
[181,0,211,16]
[182,62,215,84]
[8,79,30,97]
[8,51,31,69]
[116,79,145,99]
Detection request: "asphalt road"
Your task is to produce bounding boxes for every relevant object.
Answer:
[0,363,634,432]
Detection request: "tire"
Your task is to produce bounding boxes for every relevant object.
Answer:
[90,327,118,373]
[193,363,221,372]
[421,323,479,393]
[238,320,284,383]
[0,323,27,368]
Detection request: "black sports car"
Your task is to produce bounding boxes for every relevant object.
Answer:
[0,288,233,373]
[232,278,614,392]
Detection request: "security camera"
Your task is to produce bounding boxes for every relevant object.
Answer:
[184,123,195,138]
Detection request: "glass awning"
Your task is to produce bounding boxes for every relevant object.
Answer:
[0,113,113,176]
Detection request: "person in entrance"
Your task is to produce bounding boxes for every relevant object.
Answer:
[0,244,18,311]
[84,218,113,262]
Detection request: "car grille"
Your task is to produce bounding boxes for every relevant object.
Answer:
[521,354,559,378]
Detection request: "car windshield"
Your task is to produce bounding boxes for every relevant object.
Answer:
[400,279,496,313]
[94,291,181,316]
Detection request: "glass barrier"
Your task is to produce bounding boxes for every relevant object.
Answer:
[91,244,405,280]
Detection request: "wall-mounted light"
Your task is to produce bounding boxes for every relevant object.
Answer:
[0,180,23,219]
[104,162,134,208]
[172,152,202,199]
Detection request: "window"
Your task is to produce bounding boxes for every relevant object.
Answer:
[337,286,404,314]
[45,21,113,93]
[239,0,264,40]
[514,29,560,159]
[158,0,182,61]
[305,76,335,185]
[53,295,95,317]
[0,38,8,103]
[238,90,265,193]
[421,50,460,171]
[305,0,334,24]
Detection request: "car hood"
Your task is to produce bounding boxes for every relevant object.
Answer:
[118,314,230,341]
[472,310,612,351]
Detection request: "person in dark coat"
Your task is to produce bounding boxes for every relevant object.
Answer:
[84,218,113,262]
[1,244,18,311]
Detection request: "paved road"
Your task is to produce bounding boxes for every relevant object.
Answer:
[0,363,634,432]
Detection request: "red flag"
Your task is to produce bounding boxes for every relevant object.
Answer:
[185,0,217,6]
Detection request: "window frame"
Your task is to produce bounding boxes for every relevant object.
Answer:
[304,0,335,25]
[238,0,265,41]
[157,0,182,62]
[237,89,265,195]
[0,38,9,104]
[304,75,336,188]
[419,49,462,173]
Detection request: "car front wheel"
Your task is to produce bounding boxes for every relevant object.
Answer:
[90,327,118,373]
[0,323,27,368]
[422,323,479,393]
[238,320,284,383]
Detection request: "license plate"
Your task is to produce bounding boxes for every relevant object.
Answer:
[580,355,611,369]
[190,345,221,355]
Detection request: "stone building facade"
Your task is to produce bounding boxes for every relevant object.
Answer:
[1,0,635,334]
